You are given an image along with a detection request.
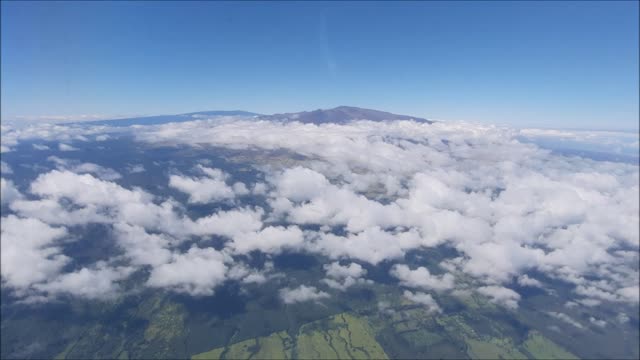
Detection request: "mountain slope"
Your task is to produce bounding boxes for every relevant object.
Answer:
[259,106,432,124]
[78,110,260,127]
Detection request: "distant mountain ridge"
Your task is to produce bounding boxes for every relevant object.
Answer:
[78,106,431,126]
[259,106,432,124]
[77,110,260,127]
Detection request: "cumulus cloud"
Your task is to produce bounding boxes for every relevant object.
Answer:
[189,207,264,238]
[268,167,407,233]
[169,165,247,203]
[589,316,606,328]
[2,117,638,310]
[34,262,133,300]
[128,164,146,173]
[19,169,265,238]
[271,166,330,202]
[32,144,50,150]
[517,274,544,288]
[322,262,370,290]
[617,312,630,324]
[1,178,23,205]
[227,261,276,285]
[229,225,304,255]
[1,161,12,174]
[1,121,120,153]
[47,156,122,180]
[1,215,68,291]
[477,286,521,309]
[58,143,79,151]
[113,223,173,267]
[5,168,269,300]
[146,247,228,296]
[279,285,330,304]
[403,290,442,313]
[4,169,263,298]
[390,264,455,292]
[617,286,640,303]
[309,227,422,265]
[546,311,584,329]
[29,170,152,210]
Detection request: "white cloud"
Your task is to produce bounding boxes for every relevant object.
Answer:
[589,316,606,328]
[19,169,264,240]
[189,207,264,238]
[229,226,304,255]
[1,161,12,174]
[546,311,584,329]
[279,285,330,304]
[133,119,638,298]
[32,144,50,150]
[169,174,233,203]
[517,274,544,288]
[227,262,275,285]
[34,262,133,300]
[477,286,521,309]
[324,261,366,279]
[322,262,370,291]
[390,264,455,292]
[271,166,330,202]
[1,178,23,205]
[1,122,120,154]
[617,286,640,303]
[169,166,246,204]
[309,227,422,265]
[113,223,173,267]
[2,117,638,309]
[268,167,407,233]
[146,247,228,296]
[0,215,68,290]
[10,198,108,226]
[58,143,79,151]
[128,164,146,173]
[47,156,122,180]
[564,301,580,308]
[616,312,630,324]
[403,290,442,313]
[30,170,151,208]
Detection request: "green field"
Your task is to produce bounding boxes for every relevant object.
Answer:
[522,331,578,360]
[192,313,387,360]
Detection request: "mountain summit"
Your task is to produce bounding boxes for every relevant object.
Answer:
[258,106,432,124]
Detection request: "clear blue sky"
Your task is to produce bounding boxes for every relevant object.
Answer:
[2,1,638,130]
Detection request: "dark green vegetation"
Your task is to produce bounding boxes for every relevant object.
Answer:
[3,252,638,360]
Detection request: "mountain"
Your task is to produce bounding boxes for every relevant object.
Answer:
[77,110,260,127]
[75,106,431,127]
[258,106,432,124]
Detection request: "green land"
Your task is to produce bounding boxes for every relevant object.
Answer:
[192,306,576,360]
[193,313,387,360]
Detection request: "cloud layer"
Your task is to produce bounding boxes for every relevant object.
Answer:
[0,117,637,317]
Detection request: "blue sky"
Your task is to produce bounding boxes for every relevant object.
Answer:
[1,1,638,130]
